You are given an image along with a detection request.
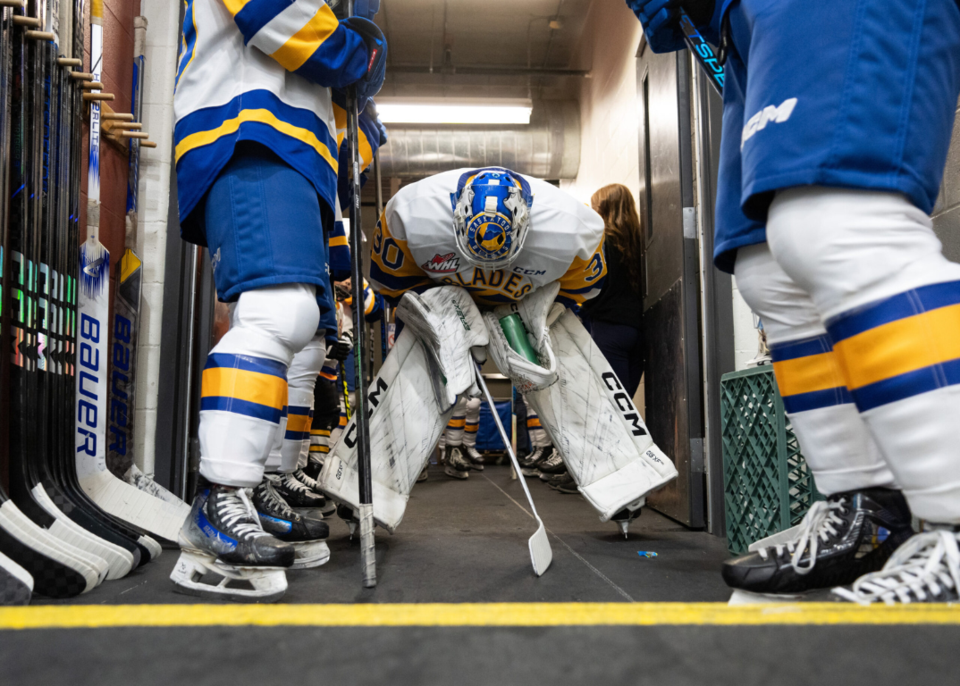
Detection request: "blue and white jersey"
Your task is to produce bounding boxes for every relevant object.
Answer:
[174,0,370,241]
[371,169,608,309]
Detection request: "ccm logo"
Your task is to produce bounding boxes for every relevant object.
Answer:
[345,378,389,448]
[601,372,648,437]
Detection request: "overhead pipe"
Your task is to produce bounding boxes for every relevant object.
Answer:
[378,100,580,180]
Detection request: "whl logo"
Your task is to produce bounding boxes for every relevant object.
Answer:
[422,253,459,273]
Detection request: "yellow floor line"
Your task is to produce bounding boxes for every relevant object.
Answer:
[1,602,959,630]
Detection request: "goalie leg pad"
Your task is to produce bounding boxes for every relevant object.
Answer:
[526,309,678,521]
[318,328,456,532]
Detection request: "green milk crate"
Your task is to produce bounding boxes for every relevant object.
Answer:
[720,366,822,555]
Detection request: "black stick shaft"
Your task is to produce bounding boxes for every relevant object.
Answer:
[678,8,724,96]
[345,0,376,589]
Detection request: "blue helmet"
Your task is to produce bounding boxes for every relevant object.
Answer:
[451,168,533,270]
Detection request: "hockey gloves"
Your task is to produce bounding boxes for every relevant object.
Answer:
[342,17,387,110]
[326,338,353,362]
[626,0,716,53]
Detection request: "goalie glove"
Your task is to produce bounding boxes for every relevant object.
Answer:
[484,282,564,394]
[395,286,489,408]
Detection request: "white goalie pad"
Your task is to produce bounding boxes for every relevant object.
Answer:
[526,309,678,521]
[317,327,459,532]
[395,286,489,407]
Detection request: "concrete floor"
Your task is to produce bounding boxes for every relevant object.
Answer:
[30,463,733,606]
[4,464,959,685]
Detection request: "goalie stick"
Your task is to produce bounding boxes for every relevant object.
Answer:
[75,0,188,543]
[474,366,553,576]
[104,15,184,506]
[345,0,376,589]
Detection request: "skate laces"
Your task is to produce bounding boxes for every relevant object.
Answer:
[758,499,847,575]
[280,472,314,495]
[258,481,297,518]
[833,531,960,605]
[217,489,270,541]
[294,468,320,490]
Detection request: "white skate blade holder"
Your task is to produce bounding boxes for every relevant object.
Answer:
[290,540,331,570]
[727,589,806,606]
[170,550,288,603]
[475,368,552,576]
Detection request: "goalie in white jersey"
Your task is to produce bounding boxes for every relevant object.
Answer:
[318,168,677,536]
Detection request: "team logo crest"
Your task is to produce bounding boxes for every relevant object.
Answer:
[467,213,511,261]
[421,252,460,273]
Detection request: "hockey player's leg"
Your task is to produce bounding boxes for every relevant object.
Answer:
[441,397,474,479]
[518,410,552,477]
[767,187,960,603]
[172,284,319,601]
[723,242,912,597]
[461,397,485,471]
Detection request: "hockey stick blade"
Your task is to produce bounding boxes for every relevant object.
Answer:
[474,369,553,577]
[678,8,724,95]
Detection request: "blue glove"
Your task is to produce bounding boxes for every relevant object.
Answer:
[625,0,715,54]
[364,101,388,145]
[342,17,387,110]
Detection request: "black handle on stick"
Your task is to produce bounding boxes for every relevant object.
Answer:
[678,8,724,96]
[345,0,376,589]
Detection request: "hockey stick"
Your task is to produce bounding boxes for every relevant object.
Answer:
[74,1,188,542]
[345,0,376,589]
[473,367,552,576]
[678,8,723,96]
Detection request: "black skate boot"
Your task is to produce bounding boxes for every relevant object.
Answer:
[170,480,294,602]
[443,447,470,480]
[463,446,485,471]
[834,525,960,605]
[252,480,330,569]
[269,472,328,516]
[723,488,914,597]
[302,454,325,483]
[547,472,578,494]
[519,447,548,477]
[537,449,566,481]
[290,467,336,517]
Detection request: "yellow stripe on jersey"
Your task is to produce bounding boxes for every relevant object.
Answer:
[223,0,254,16]
[175,108,338,173]
[286,413,313,434]
[330,235,348,248]
[773,351,847,398]
[271,5,340,72]
[558,234,607,305]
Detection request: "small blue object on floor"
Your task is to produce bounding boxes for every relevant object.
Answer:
[638,551,658,559]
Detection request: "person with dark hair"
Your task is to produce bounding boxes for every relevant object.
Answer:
[584,184,646,397]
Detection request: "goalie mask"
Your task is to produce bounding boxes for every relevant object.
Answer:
[451,168,534,270]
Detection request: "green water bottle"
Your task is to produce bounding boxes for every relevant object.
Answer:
[499,313,540,364]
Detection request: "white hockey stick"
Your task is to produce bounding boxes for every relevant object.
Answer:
[474,368,552,576]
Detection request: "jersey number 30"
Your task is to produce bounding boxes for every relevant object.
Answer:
[373,224,404,271]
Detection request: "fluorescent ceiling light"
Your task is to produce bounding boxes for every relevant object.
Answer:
[376,99,533,125]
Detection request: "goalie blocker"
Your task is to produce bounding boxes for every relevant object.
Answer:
[319,284,675,535]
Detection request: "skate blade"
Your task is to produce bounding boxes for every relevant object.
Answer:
[443,467,469,480]
[529,520,553,577]
[290,541,331,570]
[170,552,288,603]
[727,589,806,606]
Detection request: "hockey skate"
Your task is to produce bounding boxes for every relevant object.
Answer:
[270,472,329,517]
[610,501,644,538]
[537,449,566,481]
[289,468,336,517]
[252,480,331,569]
[463,446,485,471]
[443,447,471,480]
[417,467,429,483]
[723,488,913,602]
[547,472,578,494]
[170,481,294,603]
[833,527,960,605]
[519,447,549,477]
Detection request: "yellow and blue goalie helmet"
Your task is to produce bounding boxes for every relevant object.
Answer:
[451,168,534,270]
